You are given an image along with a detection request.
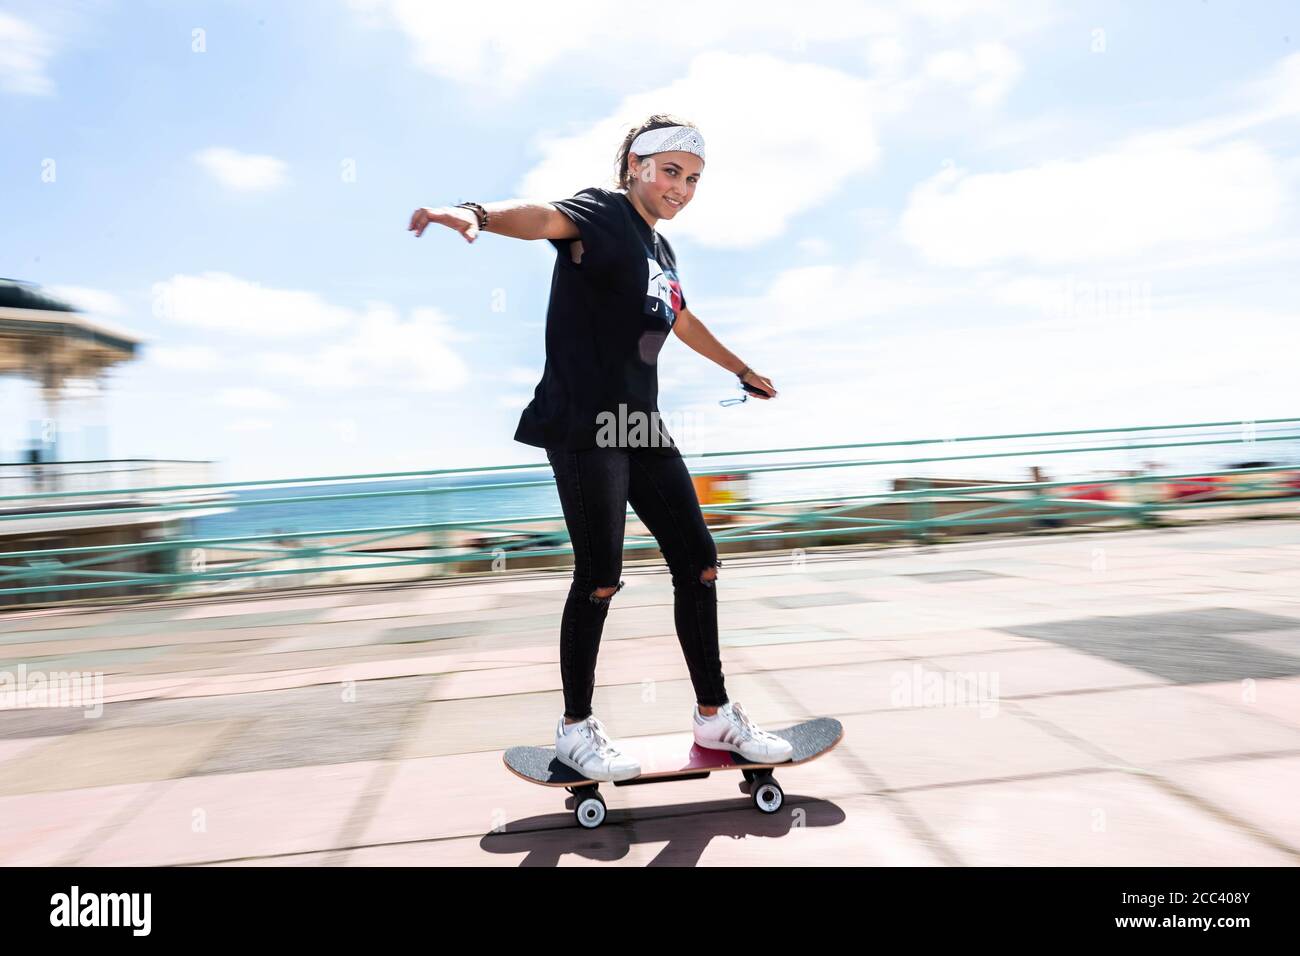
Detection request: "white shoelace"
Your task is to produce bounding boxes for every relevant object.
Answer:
[727,703,780,743]
[583,717,625,759]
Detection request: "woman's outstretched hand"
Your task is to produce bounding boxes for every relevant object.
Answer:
[742,369,778,399]
[408,206,479,242]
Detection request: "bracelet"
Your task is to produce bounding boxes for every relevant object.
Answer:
[455,201,489,230]
[737,365,752,380]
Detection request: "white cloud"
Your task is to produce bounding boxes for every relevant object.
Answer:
[45,284,127,318]
[969,113,1072,154]
[254,304,471,392]
[1111,237,1300,277]
[0,12,53,95]
[696,259,976,348]
[153,272,352,338]
[361,1,1055,250]
[1134,51,1300,152]
[225,418,275,433]
[147,275,473,393]
[147,345,224,371]
[798,237,833,257]
[866,36,908,76]
[217,387,286,410]
[1257,51,1300,121]
[663,295,1299,462]
[333,417,358,443]
[519,52,883,248]
[905,0,1052,30]
[345,0,608,93]
[898,49,1300,269]
[351,0,1056,94]
[503,366,541,386]
[194,147,289,192]
[899,141,1285,267]
[921,42,1022,108]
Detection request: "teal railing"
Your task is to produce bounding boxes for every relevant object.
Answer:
[1,418,1297,607]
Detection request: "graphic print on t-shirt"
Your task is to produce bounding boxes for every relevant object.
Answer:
[644,257,683,327]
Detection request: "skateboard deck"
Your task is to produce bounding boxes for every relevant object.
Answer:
[503,717,843,827]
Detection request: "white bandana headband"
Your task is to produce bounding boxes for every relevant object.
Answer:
[629,125,706,163]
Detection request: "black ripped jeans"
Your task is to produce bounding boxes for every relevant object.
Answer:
[545,445,728,721]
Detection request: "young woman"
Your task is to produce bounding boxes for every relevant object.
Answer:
[408,114,794,782]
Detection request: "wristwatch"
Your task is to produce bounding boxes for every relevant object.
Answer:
[455,201,489,230]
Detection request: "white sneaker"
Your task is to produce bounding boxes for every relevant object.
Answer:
[554,714,641,783]
[693,701,794,764]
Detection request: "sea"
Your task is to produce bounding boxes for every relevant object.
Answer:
[190,427,1298,540]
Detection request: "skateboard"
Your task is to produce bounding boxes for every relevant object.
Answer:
[503,717,843,828]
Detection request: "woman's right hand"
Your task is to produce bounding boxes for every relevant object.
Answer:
[408,206,479,242]
[741,369,778,399]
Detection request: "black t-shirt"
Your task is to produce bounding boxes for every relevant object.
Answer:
[513,186,686,456]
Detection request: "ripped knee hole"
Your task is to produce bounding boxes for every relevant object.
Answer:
[588,580,626,605]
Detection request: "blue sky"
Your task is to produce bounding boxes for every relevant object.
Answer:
[3,0,1298,482]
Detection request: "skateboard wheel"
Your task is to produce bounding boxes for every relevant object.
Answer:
[575,794,606,829]
[752,778,783,814]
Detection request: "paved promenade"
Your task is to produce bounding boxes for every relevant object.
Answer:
[1,519,1298,866]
